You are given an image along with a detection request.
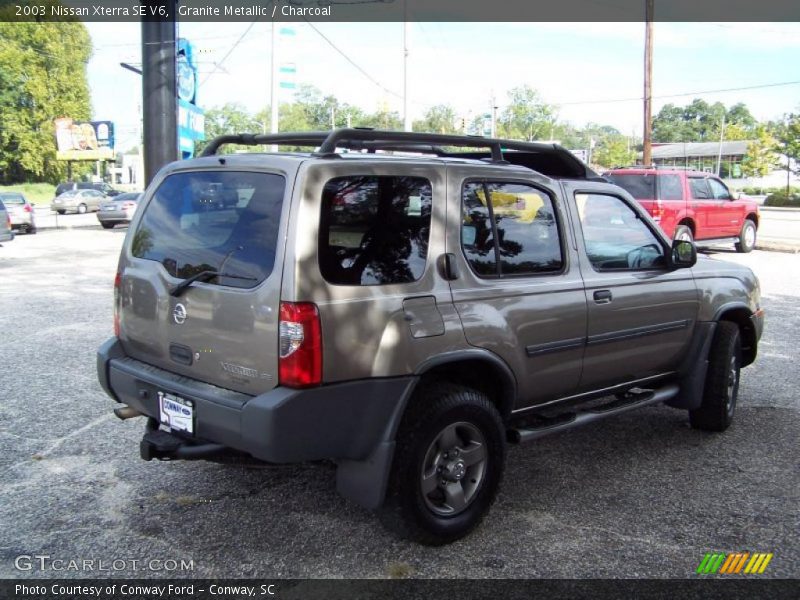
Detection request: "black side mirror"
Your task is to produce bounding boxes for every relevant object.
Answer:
[669,239,697,269]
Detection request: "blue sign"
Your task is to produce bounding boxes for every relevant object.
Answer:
[176,38,203,158]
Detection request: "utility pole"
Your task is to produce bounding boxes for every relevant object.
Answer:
[490,91,497,138]
[403,19,411,132]
[716,111,726,177]
[642,0,654,167]
[141,0,178,186]
[270,22,279,151]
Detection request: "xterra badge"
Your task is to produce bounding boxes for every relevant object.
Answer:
[173,303,187,324]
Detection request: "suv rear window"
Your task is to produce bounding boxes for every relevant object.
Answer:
[318,175,432,286]
[131,171,285,288]
[0,194,24,204]
[605,173,655,200]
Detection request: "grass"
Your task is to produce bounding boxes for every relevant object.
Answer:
[0,183,56,205]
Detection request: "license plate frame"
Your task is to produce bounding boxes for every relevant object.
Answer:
[158,391,195,434]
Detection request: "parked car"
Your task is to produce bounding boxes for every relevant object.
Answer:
[0,198,14,243]
[54,181,121,198]
[96,192,143,229]
[604,167,760,252]
[0,192,36,234]
[97,130,764,545]
[51,189,108,214]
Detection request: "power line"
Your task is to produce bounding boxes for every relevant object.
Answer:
[555,80,800,106]
[199,21,259,87]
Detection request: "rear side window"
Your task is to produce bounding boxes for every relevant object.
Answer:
[132,171,285,289]
[55,184,73,195]
[689,178,712,199]
[319,176,432,286]
[462,181,563,277]
[606,174,655,200]
[658,175,683,200]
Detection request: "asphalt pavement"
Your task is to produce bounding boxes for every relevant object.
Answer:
[0,228,797,579]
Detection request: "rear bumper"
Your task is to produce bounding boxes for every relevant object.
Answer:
[97,211,132,222]
[97,337,414,464]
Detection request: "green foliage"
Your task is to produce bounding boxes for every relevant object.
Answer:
[741,126,780,178]
[0,18,93,184]
[653,99,757,143]
[413,104,459,134]
[775,113,800,176]
[497,85,555,141]
[764,190,800,207]
[592,135,636,168]
[0,182,55,205]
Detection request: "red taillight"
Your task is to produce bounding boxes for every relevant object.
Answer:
[113,272,121,336]
[23,204,32,213]
[278,301,322,388]
[651,199,664,221]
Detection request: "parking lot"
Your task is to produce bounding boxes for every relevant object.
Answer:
[0,226,798,579]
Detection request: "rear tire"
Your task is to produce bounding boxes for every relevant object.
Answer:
[735,219,756,253]
[56,210,66,215]
[690,321,741,432]
[380,382,506,545]
[674,224,694,244]
[101,222,115,229]
[77,204,87,214]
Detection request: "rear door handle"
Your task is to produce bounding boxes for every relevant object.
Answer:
[593,290,612,304]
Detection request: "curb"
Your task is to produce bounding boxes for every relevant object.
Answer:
[756,240,800,254]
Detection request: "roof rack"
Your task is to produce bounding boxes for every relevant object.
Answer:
[199,128,597,179]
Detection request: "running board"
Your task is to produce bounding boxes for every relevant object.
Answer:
[508,383,680,444]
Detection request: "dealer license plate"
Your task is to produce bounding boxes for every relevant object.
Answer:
[158,392,194,434]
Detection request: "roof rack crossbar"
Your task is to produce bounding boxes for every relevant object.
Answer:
[200,132,331,157]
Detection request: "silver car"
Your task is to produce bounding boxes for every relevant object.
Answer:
[51,189,107,214]
[96,192,143,229]
[0,198,14,243]
[0,192,37,234]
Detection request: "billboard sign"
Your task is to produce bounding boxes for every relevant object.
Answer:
[178,99,205,154]
[54,118,115,160]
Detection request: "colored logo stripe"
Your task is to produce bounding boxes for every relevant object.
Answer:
[698,552,773,575]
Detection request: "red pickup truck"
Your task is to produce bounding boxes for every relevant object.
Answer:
[604,167,760,253]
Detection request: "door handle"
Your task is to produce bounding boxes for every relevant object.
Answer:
[593,290,613,304]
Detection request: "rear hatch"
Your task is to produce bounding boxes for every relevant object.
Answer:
[119,168,288,395]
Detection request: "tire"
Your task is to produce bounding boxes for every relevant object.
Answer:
[56,210,66,215]
[380,382,506,545]
[735,219,756,253]
[690,321,741,432]
[101,222,115,229]
[77,204,87,214]
[674,224,694,244]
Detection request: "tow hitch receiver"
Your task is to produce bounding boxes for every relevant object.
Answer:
[140,420,226,461]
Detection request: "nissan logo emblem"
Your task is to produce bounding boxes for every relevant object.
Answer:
[173,303,187,325]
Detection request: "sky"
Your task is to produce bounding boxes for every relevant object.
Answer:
[84,21,800,152]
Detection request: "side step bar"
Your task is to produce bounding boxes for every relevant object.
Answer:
[508,383,680,444]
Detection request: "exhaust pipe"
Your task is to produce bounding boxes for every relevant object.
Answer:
[114,405,143,420]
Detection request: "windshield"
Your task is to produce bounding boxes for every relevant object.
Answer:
[606,174,656,200]
[131,171,285,289]
[115,193,141,202]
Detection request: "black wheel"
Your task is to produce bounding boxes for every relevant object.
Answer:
[56,210,66,215]
[380,382,506,545]
[77,203,87,214]
[101,222,115,229]
[735,219,756,253]
[690,321,741,432]
[674,224,694,244]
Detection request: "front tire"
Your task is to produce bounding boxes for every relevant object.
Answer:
[380,382,506,545]
[690,321,741,432]
[735,219,756,253]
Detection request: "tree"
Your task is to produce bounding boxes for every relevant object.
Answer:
[653,99,758,143]
[497,86,555,141]
[195,103,262,154]
[0,18,93,183]
[592,135,636,169]
[741,126,780,178]
[413,104,459,134]
[775,113,800,177]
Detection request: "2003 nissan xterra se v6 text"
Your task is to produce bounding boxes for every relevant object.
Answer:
[97,129,764,545]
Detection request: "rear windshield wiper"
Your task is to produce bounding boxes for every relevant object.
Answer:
[170,269,257,297]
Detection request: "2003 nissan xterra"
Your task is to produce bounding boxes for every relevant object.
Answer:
[97,129,764,544]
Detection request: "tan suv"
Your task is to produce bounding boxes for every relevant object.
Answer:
[97,129,764,544]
